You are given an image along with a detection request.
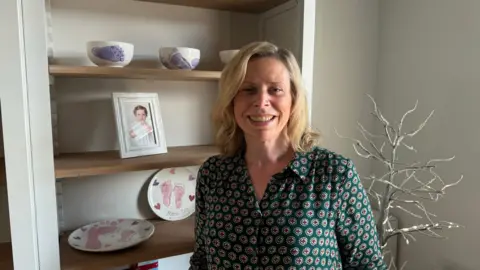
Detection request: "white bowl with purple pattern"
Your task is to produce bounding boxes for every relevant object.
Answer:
[87,41,134,67]
[159,47,200,70]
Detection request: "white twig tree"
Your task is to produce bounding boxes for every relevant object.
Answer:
[336,95,463,269]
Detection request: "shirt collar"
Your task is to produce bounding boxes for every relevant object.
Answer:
[235,149,315,180]
[287,150,314,179]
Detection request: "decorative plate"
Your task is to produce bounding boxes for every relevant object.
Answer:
[147,165,199,221]
[67,219,154,252]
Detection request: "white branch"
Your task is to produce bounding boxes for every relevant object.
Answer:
[368,94,390,126]
[385,222,461,243]
[357,121,384,138]
[395,205,423,219]
[335,128,389,166]
[336,95,462,268]
[405,110,434,137]
[398,100,418,133]
[367,94,395,144]
[380,141,386,153]
[402,142,417,152]
[357,122,386,160]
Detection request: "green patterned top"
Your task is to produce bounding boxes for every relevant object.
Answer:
[189,147,386,270]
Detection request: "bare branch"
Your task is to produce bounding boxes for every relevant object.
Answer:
[398,100,418,133]
[368,94,390,126]
[385,222,461,243]
[428,156,455,163]
[357,121,384,138]
[417,229,445,239]
[402,142,417,152]
[395,205,423,219]
[335,128,388,165]
[337,95,462,269]
[367,94,395,144]
[405,110,434,137]
[357,122,387,160]
[380,141,386,153]
[399,170,417,188]
[391,198,437,223]
[441,175,463,192]
[388,254,396,270]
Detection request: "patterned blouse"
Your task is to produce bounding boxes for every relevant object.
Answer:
[189,147,386,270]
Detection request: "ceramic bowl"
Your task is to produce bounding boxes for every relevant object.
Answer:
[159,47,200,70]
[219,49,239,65]
[87,41,134,67]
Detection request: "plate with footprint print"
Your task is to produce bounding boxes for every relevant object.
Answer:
[147,166,199,221]
[67,219,154,252]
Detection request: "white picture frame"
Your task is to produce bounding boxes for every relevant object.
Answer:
[112,92,168,158]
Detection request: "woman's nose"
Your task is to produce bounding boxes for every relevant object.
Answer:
[253,90,270,108]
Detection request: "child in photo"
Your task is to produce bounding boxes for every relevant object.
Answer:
[129,105,155,147]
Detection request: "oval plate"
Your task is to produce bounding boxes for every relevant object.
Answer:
[67,219,154,252]
[147,166,199,221]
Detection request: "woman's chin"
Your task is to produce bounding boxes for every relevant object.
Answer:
[244,130,285,143]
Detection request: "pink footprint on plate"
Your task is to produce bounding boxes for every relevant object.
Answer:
[160,180,173,207]
[173,184,185,209]
[85,225,117,250]
[120,229,136,242]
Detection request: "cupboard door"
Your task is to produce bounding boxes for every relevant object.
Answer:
[0,0,59,269]
[260,0,316,122]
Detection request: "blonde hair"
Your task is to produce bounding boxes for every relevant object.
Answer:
[212,41,320,156]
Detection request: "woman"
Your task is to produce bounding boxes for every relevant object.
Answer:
[189,41,386,270]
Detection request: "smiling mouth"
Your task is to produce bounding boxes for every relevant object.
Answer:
[248,115,276,122]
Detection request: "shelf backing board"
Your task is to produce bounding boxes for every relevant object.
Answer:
[134,0,291,13]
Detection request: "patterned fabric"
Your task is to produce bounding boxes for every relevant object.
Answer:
[189,147,386,270]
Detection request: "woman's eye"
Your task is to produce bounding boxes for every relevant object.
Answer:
[271,87,283,93]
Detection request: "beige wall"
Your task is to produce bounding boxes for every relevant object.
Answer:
[312,0,379,176]
[312,1,480,268]
[376,0,478,269]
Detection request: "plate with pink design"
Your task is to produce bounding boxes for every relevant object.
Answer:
[147,166,199,221]
[67,219,154,252]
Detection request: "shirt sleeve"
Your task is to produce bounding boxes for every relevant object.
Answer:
[335,159,387,270]
[189,163,209,270]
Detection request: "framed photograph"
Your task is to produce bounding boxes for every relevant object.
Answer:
[112,92,167,158]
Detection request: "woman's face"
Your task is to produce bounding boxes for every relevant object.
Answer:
[233,57,292,143]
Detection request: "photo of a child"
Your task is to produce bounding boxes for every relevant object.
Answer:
[113,92,167,159]
[128,104,155,148]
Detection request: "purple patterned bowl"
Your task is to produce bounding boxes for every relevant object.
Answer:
[159,47,200,70]
[87,41,134,67]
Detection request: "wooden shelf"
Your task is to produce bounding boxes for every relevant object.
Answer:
[55,145,218,179]
[0,145,218,184]
[49,65,222,81]
[0,218,195,270]
[135,0,291,13]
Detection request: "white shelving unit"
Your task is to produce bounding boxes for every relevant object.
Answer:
[0,0,316,269]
